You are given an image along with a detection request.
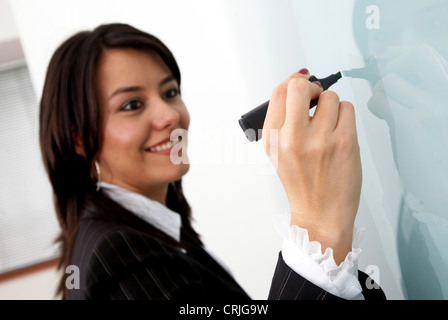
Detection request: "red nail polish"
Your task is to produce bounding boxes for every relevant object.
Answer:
[298,68,309,74]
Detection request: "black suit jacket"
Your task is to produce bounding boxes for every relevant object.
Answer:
[69,209,385,300]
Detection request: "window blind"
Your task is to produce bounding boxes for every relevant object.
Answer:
[0,62,60,275]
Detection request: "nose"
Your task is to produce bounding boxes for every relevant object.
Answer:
[150,98,180,131]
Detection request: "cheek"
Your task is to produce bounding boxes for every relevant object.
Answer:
[100,121,145,162]
[179,105,190,130]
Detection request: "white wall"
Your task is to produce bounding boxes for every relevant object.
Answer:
[0,266,61,300]
[5,0,406,300]
[0,0,17,41]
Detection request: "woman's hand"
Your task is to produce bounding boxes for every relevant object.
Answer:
[263,70,362,264]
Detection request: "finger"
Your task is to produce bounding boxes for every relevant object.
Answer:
[283,77,322,133]
[263,85,286,133]
[311,90,341,132]
[263,71,311,135]
[334,101,357,137]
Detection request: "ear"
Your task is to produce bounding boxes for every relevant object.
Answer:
[71,126,86,158]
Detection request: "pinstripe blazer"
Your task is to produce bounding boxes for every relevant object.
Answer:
[68,207,385,300]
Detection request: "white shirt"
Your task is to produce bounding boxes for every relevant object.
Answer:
[276,212,365,300]
[100,182,364,300]
[101,182,181,242]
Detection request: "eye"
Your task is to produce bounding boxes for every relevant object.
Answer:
[120,99,143,111]
[163,87,180,100]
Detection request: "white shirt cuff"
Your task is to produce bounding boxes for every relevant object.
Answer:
[276,213,365,300]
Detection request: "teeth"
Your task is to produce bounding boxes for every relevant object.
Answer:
[149,140,179,152]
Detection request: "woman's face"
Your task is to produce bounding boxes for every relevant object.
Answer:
[95,48,190,201]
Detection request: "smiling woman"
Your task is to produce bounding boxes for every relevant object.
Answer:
[39,23,200,298]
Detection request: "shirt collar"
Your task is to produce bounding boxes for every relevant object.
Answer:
[100,182,182,242]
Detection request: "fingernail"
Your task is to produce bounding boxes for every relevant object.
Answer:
[298,68,309,74]
[312,81,323,88]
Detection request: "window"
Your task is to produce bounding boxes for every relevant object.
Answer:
[0,51,60,276]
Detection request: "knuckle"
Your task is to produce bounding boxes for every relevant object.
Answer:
[271,85,287,101]
[302,140,330,162]
[298,133,330,158]
[309,139,327,154]
[340,100,355,113]
[288,77,310,92]
[320,90,340,102]
[307,132,358,158]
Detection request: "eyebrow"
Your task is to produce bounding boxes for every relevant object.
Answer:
[109,75,177,100]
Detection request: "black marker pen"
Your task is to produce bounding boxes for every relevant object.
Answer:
[238,72,342,142]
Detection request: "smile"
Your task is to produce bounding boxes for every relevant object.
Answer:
[147,140,180,152]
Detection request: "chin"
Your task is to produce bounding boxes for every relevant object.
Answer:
[164,162,189,183]
[176,162,190,179]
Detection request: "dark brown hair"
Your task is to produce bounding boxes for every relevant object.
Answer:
[39,23,199,298]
